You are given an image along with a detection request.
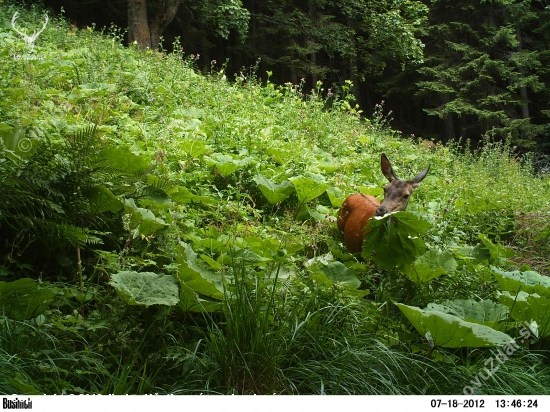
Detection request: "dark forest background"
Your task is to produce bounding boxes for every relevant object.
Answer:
[32,0,550,152]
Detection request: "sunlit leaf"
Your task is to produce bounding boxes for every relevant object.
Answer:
[427,299,509,330]
[396,303,514,348]
[320,261,361,289]
[124,198,167,236]
[408,249,457,284]
[266,146,293,165]
[244,236,283,259]
[359,186,383,198]
[179,139,212,157]
[166,186,216,205]
[452,243,491,264]
[253,174,294,204]
[478,234,514,262]
[109,271,179,307]
[498,291,550,337]
[205,153,254,177]
[312,147,339,172]
[100,146,149,174]
[491,266,550,298]
[289,173,329,205]
[305,253,364,295]
[176,242,224,312]
[326,186,345,207]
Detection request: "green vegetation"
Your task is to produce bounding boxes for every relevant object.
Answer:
[36,0,550,149]
[1,5,550,395]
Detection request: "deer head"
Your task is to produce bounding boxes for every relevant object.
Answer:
[375,153,430,216]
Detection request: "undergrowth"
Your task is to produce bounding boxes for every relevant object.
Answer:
[1,4,549,395]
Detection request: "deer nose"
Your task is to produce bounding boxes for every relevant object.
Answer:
[375,206,386,216]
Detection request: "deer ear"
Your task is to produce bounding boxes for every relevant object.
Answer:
[380,153,398,182]
[411,164,430,188]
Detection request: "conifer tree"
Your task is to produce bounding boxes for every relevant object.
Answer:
[414,0,545,147]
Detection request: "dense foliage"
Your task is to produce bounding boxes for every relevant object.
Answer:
[386,0,550,149]
[1,5,550,395]
[35,0,550,150]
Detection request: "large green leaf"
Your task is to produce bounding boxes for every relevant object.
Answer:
[169,118,202,133]
[361,212,431,272]
[172,107,206,120]
[175,243,224,312]
[246,235,303,257]
[253,174,294,204]
[326,186,345,207]
[312,147,339,172]
[72,82,116,98]
[230,247,270,263]
[205,153,254,177]
[498,291,550,337]
[0,126,39,157]
[109,271,179,307]
[99,146,149,174]
[427,299,509,330]
[452,243,491,264]
[179,139,212,157]
[266,146,293,165]
[124,198,167,236]
[396,303,514,348]
[85,185,124,213]
[245,236,277,256]
[359,186,384,198]
[320,261,361,289]
[0,279,55,320]
[408,249,457,284]
[491,266,550,298]
[166,186,216,205]
[289,173,329,205]
[305,254,366,298]
[478,234,514,262]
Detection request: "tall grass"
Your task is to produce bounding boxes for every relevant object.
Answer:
[193,265,550,394]
[201,261,300,393]
[0,316,110,394]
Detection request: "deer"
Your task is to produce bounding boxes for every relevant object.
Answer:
[337,153,430,254]
[11,12,49,52]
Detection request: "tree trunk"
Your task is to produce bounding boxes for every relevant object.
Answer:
[127,0,183,50]
[128,0,151,49]
[150,0,184,50]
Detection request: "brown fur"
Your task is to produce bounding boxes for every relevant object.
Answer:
[337,194,380,253]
